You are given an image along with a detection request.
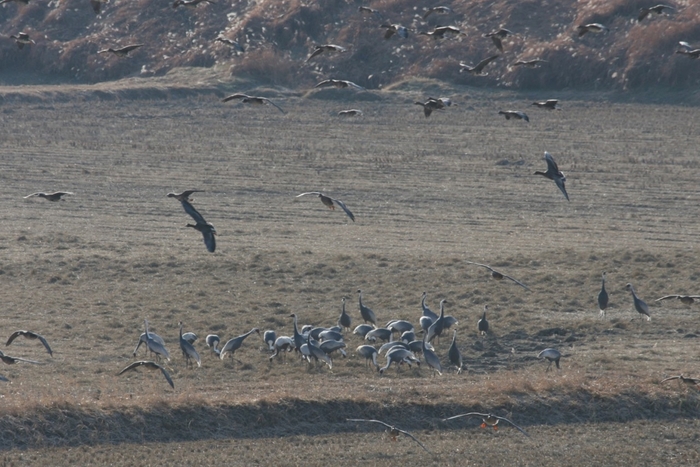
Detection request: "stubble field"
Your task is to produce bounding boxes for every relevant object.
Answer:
[0,77,699,465]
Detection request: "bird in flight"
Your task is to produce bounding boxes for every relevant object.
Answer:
[513,58,548,68]
[419,26,462,39]
[0,0,30,5]
[661,375,700,389]
[222,93,285,113]
[296,192,355,222]
[306,44,347,62]
[214,36,244,53]
[118,361,174,389]
[443,412,529,436]
[98,44,144,57]
[179,199,216,252]
[459,55,499,75]
[9,32,35,49]
[655,294,700,305]
[532,99,560,110]
[498,110,529,122]
[465,261,531,291]
[534,151,569,201]
[167,189,204,202]
[0,350,42,365]
[24,191,73,201]
[676,42,700,59]
[6,331,53,356]
[338,109,363,117]
[577,23,609,37]
[638,4,674,21]
[414,97,451,118]
[423,6,453,19]
[314,79,365,91]
[484,28,514,52]
[172,0,214,7]
[381,23,409,39]
[347,419,431,453]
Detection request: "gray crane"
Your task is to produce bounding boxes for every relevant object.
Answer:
[306,335,333,369]
[206,334,221,356]
[661,375,700,389]
[356,345,380,370]
[365,328,392,343]
[386,320,414,334]
[0,350,41,365]
[98,44,144,57]
[118,361,174,389]
[319,340,347,359]
[422,339,443,376]
[358,290,377,325]
[143,320,170,361]
[222,94,286,113]
[181,332,197,344]
[291,313,305,352]
[167,189,204,202]
[534,151,569,201]
[296,192,355,221]
[178,322,201,368]
[466,261,531,291]
[353,324,374,338]
[538,348,561,372]
[379,347,420,374]
[318,330,343,342]
[448,330,463,374]
[655,294,700,305]
[421,292,438,320]
[269,336,294,361]
[478,306,489,336]
[577,23,609,37]
[499,110,529,122]
[306,44,347,62]
[6,330,53,356]
[426,299,447,343]
[459,55,499,75]
[598,272,609,317]
[263,330,277,351]
[338,297,352,331]
[484,28,514,52]
[626,283,651,321]
[220,328,260,360]
[133,331,166,357]
[378,341,409,355]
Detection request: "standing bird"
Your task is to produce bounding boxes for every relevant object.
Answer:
[448,330,463,374]
[626,283,651,321]
[638,4,674,21]
[381,23,409,39]
[314,79,365,91]
[532,99,560,110]
[443,412,529,436]
[178,322,201,368]
[98,44,144,57]
[423,5,453,19]
[460,55,499,75]
[338,297,352,331]
[306,44,346,62]
[357,290,377,325]
[465,261,531,291]
[484,28,514,52]
[421,292,438,320]
[422,339,443,376]
[380,347,420,374]
[577,23,609,37]
[426,299,447,343]
[24,191,73,201]
[118,361,174,389]
[598,272,609,317]
[296,192,355,221]
[6,331,53,356]
[179,199,216,253]
[9,32,35,49]
[222,93,285,113]
[655,294,700,305]
[498,110,529,122]
[347,419,431,453]
[356,345,380,371]
[206,334,221,356]
[167,189,204,202]
[143,320,170,361]
[477,306,489,336]
[263,330,277,351]
[534,151,569,201]
[219,328,260,360]
[538,348,561,372]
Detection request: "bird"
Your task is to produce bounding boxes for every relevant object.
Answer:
[676,42,700,58]
[422,339,443,376]
[448,330,463,374]
[661,375,700,389]
[9,32,35,49]
[534,151,569,201]
[513,58,548,68]
[178,322,201,368]
[357,290,377,326]
[498,110,529,122]
[577,23,609,37]
[419,26,462,39]
[638,4,674,21]
[338,109,363,117]
[214,36,245,53]
[98,44,144,57]
[304,334,333,369]
[365,328,392,343]
[220,328,260,360]
[381,23,408,39]
[295,192,355,221]
[290,313,306,353]
[626,284,651,321]
[167,189,203,202]
[347,419,431,453]
[484,28,514,52]
[414,97,451,118]
[356,345,380,371]
[205,334,221,356]
[269,336,294,361]
[421,292,438,321]
[263,330,277,351]
[598,272,609,317]
[24,191,73,201]
[380,347,420,374]
[353,324,374,339]
[386,320,414,335]
[477,306,489,336]
[117,361,174,389]
[306,44,347,62]
[538,348,561,372]
[532,99,560,110]
[90,0,107,13]
[465,261,531,290]
[133,331,166,357]
[655,294,700,305]
[0,0,30,4]
[314,79,365,91]
[179,199,216,253]
[442,412,529,436]
[423,6,453,19]
[459,55,499,75]
[172,0,213,8]
[143,320,171,361]
[0,350,41,365]
[222,94,285,113]
[338,297,352,331]
[319,339,346,359]
[181,332,197,344]
[6,331,53,357]
[358,6,379,15]
[426,299,447,343]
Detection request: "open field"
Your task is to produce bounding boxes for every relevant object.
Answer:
[0,78,699,464]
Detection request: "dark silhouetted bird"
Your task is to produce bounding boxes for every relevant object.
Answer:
[306,44,347,62]
[296,192,355,221]
[10,32,35,49]
[381,23,409,39]
[465,262,531,291]
[222,94,285,113]
[98,44,144,57]
[443,412,529,436]
[484,28,514,52]
[214,36,244,53]
[423,6,453,19]
[498,110,529,122]
[513,58,548,68]
[6,331,53,356]
[534,151,569,201]
[638,4,674,21]
[577,23,609,37]
[420,26,461,39]
[179,199,216,252]
[118,361,174,388]
[459,55,499,75]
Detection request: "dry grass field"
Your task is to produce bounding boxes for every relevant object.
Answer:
[0,75,699,465]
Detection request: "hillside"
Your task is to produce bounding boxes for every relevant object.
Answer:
[0,0,698,89]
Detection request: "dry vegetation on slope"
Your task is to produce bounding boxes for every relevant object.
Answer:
[1,0,700,89]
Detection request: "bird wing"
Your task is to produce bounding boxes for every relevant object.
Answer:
[36,334,53,356]
[262,98,286,114]
[222,93,251,102]
[474,55,499,72]
[5,331,22,346]
[500,272,531,291]
[315,79,333,88]
[442,412,487,421]
[9,356,42,364]
[638,8,651,21]
[554,175,570,201]
[544,151,560,173]
[465,261,496,273]
[23,193,43,198]
[296,192,323,198]
[655,295,680,301]
[491,35,503,52]
[159,366,175,388]
[396,428,432,453]
[330,197,355,222]
[340,80,365,90]
[180,199,207,224]
[661,375,682,383]
[494,415,530,436]
[306,47,324,62]
[118,361,147,375]
[122,44,144,53]
[347,418,391,428]
[201,227,216,253]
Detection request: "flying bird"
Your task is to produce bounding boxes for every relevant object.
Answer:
[347,419,431,453]
[532,99,560,110]
[626,283,651,320]
[459,55,499,75]
[173,0,214,7]
[98,44,144,57]
[338,109,363,116]
[306,44,347,62]
[675,43,700,59]
[538,348,561,371]
[661,375,700,388]
[9,32,34,49]
[0,351,41,365]
[89,0,107,13]
[443,412,529,436]
[0,0,30,4]
[534,151,569,201]
[314,79,365,91]
[167,189,203,202]
[222,94,285,113]
[381,23,409,39]
[498,110,529,122]
[414,97,451,117]
[118,361,174,389]
[214,36,244,53]
[296,192,355,221]
[577,23,609,37]
[179,199,216,252]
[513,58,548,68]
[638,4,674,21]
[24,191,73,201]
[419,26,461,39]
[423,6,453,19]
[6,331,53,357]
[465,261,531,291]
[655,294,700,305]
[484,28,514,52]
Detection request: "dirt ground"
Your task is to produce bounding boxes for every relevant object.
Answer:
[0,80,699,464]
